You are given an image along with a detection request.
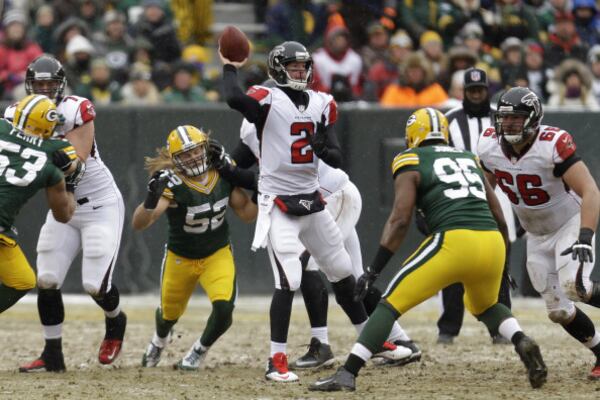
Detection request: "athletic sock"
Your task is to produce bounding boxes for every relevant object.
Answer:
[311,326,329,344]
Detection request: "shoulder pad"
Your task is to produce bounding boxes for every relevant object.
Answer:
[391,151,419,177]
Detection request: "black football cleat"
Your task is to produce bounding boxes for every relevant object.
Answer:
[309,366,356,392]
[515,336,547,389]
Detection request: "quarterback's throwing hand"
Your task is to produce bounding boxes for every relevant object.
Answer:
[144,169,177,209]
[561,228,594,263]
[353,267,379,302]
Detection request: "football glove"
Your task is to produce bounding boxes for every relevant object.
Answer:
[144,169,178,209]
[208,138,228,170]
[52,147,77,172]
[310,115,328,157]
[65,160,86,193]
[353,267,379,302]
[561,228,594,263]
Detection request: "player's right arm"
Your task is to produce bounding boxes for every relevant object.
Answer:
[45,180,75,223]
[132,197,170,230]
[484,176,509,248]
[222,64,264,123]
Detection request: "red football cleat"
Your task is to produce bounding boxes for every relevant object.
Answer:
[99,339,123,365]
[19,353,66,373]
[589,364,600,380]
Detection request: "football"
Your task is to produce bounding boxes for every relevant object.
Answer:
[218,26,250,63]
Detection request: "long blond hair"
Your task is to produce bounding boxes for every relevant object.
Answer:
[144,147,175,176]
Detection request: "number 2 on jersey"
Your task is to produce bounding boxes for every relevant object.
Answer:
[290,122,314,164]
[433,157,486,200]
[0,140,47,186]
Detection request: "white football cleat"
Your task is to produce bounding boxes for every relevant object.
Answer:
[265,352,299,382]
[174,340,207,371]
[372,341,412,361]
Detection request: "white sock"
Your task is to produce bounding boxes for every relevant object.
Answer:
[584,332,600,349]
[105,305,121,319]
[387,322,410,342]
[194,338,209,352]
[152,332,168,348]
[498,317,522,341]
[270,341,286,357]
[311,327,329,344]
[354,321,367,334]
[350,343,372,362]
[43,324,62,340]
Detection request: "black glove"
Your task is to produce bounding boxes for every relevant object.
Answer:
[353,267,379,302]
[208,138,229,170]
[52,147,76,172]
[65,160,86,193]
[144,169,178,209]
[561,228,594,263]
[310,115,328,157]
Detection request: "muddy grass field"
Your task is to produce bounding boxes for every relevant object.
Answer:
[0,295,598,400]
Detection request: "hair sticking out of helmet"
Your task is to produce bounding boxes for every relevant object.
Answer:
[405,107,449,149]
[166,125,211,177]
[267,41,313,91]
[494,87,543,145]
[25,54,67,102]
[13,94,59,139]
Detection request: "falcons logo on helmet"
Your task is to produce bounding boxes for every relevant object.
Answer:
[521,93,541,116]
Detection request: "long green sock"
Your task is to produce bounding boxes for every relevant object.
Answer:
[155,307,177,338]
[199,300,234,347]
[476,303,514,337]
[0,285,29,313]
[356,303,399,353]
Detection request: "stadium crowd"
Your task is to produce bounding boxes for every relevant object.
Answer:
[1,0,600,109]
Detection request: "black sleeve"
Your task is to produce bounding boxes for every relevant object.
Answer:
[554,154,581,177]
[317,124,343,168]
[231,140,258,168]
[218,164,257,191]
[222,65,263,123]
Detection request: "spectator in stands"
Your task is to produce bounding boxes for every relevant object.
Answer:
[78,0,104,38]
[587,45,600,103]
[94,10,135,85]
[75,58,122,104]
[380,52,448,108]
[547,58,600,109]
[441,45,477,91]
[444,69,466,109]
[0,10,43,99]
[312,26,363,101]
[363,29,413,101]
[500,37,526,88]
[265,0,328,48]
[438,0,485,48]
[457,22,502,93]
[171,0,214,45]
[326,1,393,49]
[545,10,588,69]
[481,0,541,47]
[418,30,446,76]
[120,63,162,105]
[131,37,154,67]
[162,61,208,104]
[133,0,181,64]
[399,0,441,45]
[64,34,95,89]
[523,40,549,101]
[572,0,600,47]
[30,5,57,54]
[53,17,90,62]
[360,21,389,72]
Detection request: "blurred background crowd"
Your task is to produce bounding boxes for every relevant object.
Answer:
[2,0,600,109]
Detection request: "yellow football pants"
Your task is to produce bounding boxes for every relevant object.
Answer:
[0,234,36,290]
[160,245,236,321]
[384,229,505,316]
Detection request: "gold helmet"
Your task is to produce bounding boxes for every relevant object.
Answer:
[166,125,210,177]
[405,107,449,149]
[13,94,58,139]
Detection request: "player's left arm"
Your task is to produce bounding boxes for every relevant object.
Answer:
[311,100,342,168]
[229,187,257,223]
[64,121,94,161]
[484,176,509,249]
[562,160,600,233]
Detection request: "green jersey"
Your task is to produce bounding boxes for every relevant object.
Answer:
[0,119,71,238]
[162,170,233,259]
[391,144,497,234]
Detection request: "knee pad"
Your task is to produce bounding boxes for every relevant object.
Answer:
[548,308,574,324]
[83,226,115,259]
[284,264,302,291]
[320,247,352,282]
[37,272,60,290]
[36,224,59,254]
[83,281,102,297]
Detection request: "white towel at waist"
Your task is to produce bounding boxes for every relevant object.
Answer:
[251,193,276,251]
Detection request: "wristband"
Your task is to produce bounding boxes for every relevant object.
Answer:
[143,193,160,210]
[579,228,594,245]
[370,245,394,274]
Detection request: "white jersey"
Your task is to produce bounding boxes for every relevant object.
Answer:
[244,86,337,195]
[477,125,581,235]
[240,115,348,198]
[5,95,119,201]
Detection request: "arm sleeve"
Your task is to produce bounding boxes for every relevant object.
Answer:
[318,124,343,168]
[218,165,258,191]
[222,65,263,123]
[231,140,258,168]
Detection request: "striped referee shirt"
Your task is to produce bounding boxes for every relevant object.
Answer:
[445,106,494,154]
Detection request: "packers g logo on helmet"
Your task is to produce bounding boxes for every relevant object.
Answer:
[405,108,449,149]
[167,125,210,177]
[13,94,58,139]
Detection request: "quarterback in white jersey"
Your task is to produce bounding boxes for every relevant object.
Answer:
[6,55,126,373]
[222,42,405,382]
[478,87,600,380]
